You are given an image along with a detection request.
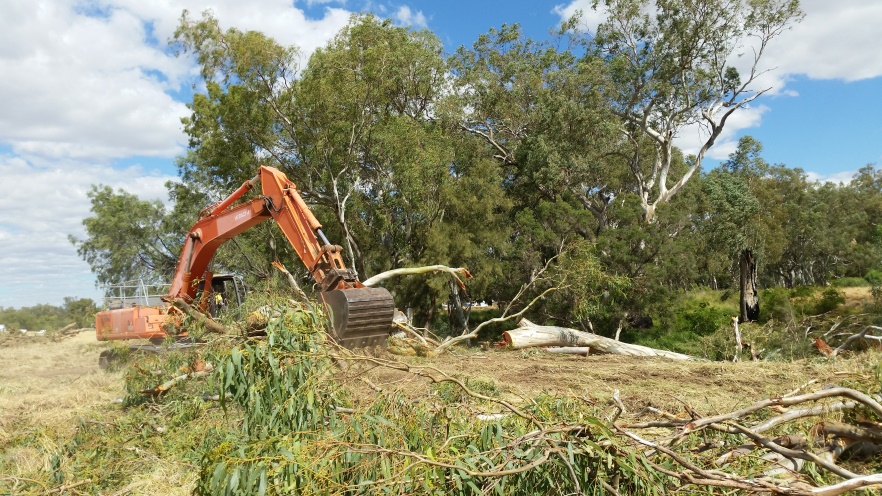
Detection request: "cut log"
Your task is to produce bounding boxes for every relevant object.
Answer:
[170,298,228,334]
[503,319,696,361]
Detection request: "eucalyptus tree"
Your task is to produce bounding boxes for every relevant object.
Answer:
[70,185,183,287]
[586,0,803,222]
[173,13,462,280]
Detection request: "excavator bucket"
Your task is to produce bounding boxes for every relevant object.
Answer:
[321,287,395,349]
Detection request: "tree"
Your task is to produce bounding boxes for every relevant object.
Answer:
[702,136,767,321]
[70,186,181,286]
[586,0,803,222]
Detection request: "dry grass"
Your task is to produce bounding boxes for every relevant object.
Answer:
[0,332,202,495]
[347,346,880,418]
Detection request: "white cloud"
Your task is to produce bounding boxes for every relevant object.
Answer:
[393,6,428,29]
[552,0,611,33]
[0,0,357,308]
[554,0,882,83]
[0,154,176,308]
[805,169,859,185]
[675,105,770,161]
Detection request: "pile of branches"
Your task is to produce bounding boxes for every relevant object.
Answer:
[181,307,882,495]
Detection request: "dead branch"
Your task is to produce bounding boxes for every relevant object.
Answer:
[815,421,882,444]
[731,316,743,362]
[505,319,696,360]
[685,388,882,432]
[832,325,882,357]
[139,362,214,396]
[752,398,867,434]
[435,288,556,352]
[361,265,472,289]
[271,260,308,300]
[728,422,858,480]
[808,474,882,496]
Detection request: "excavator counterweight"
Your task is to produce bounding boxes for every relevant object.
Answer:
[95,165,395,350]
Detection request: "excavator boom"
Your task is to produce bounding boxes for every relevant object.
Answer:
[96,166,394,349]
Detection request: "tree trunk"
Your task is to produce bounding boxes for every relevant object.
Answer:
[504,319,696,360]
[448,279,468,335]
[739,249,759,323]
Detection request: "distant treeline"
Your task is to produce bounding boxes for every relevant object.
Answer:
[0,297,97,332]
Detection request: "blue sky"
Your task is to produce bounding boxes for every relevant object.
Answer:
[0,0,880,309]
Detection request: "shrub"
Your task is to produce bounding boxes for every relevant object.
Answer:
[831,277,870,288]
[813,288,845,314]
[760,287,795,323]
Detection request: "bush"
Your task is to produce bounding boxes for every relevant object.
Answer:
[631,298,734,356]
[813,288,845,314]
[760,287,795,323]
[831,277,870,288]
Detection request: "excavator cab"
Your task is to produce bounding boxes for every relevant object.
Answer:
[202,274,247,318]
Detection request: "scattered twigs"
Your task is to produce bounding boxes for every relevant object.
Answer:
[40,479,92,495]
[361,265,473,289]
[330,351,536,423]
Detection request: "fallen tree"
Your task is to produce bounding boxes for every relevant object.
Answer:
[502,319,697,360]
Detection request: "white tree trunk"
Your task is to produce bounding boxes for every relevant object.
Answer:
[504,319,696,361]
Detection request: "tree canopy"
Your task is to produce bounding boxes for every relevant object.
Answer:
[72,5,882,338]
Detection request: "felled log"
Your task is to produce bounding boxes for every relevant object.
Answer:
[170,297,228,334]
[139,362,214,396]
[503,319,696,361]
[545,347,590,356]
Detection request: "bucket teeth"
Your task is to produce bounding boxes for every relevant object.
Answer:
[321,287,395,349]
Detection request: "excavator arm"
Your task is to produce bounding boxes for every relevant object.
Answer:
[96,166,394,348]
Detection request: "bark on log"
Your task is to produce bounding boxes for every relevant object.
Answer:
[503,319,696,361]
[545,347,590,356]
[739,249,759,322]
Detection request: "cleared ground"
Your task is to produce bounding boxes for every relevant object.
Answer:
[1,305,878,493]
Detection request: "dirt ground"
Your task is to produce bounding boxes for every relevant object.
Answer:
[0,331,871,437]
[355,347,871,416]
[0,322,877,493]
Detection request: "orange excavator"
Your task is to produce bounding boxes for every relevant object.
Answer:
[95,165,395,349]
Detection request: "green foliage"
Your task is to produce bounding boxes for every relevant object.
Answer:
[831,277,870,288]
[629,291,735,356]
[814,288,846,314]
[195,307,668,495]
[70,186,181,286]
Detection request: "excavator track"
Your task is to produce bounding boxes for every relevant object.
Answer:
[321,287,395,349]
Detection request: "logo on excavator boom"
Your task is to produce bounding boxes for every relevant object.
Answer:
[234,210,250,221]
